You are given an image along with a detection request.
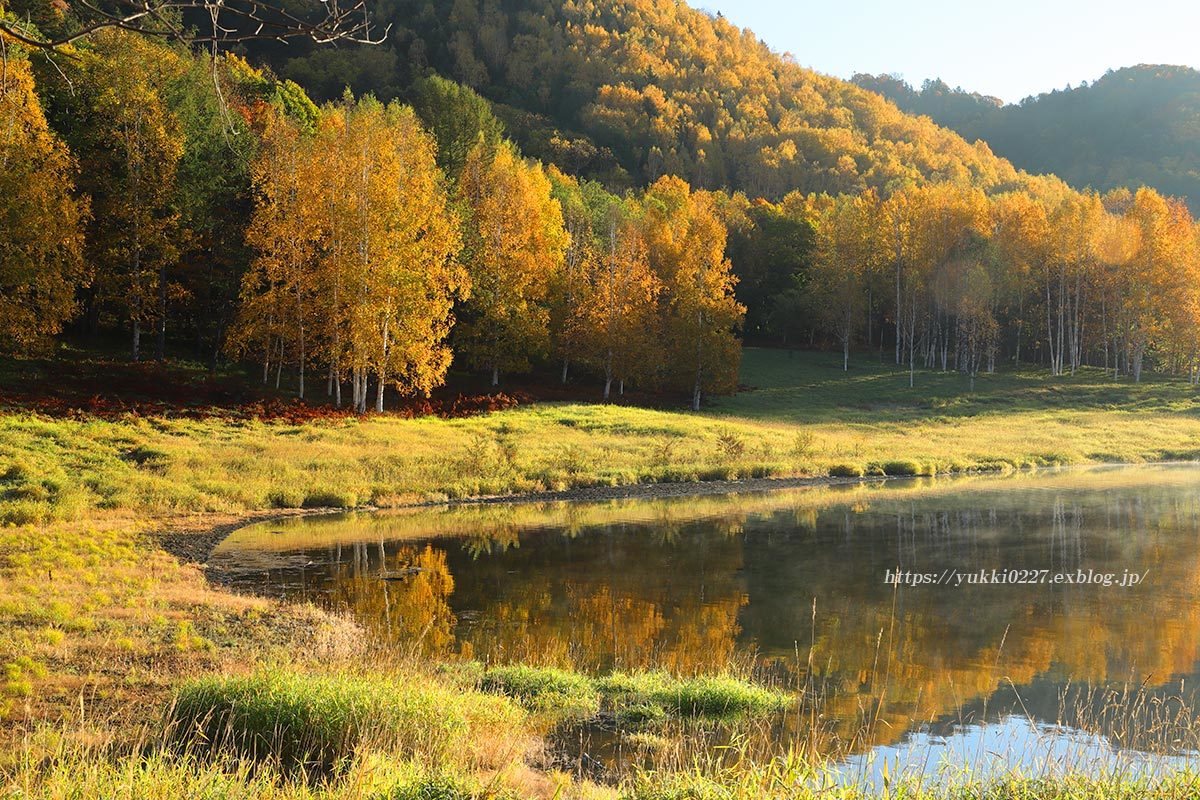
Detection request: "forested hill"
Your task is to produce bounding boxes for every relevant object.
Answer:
[854,66,1200,211]
[248,0,1053,199]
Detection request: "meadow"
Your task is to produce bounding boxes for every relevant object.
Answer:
[5,347,1200,798]
[5,348,1200,527]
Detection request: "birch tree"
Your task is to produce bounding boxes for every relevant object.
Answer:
[456,140,568,386]
[232,109,324,396]
[323,97,465,412]
[640,176,744,410]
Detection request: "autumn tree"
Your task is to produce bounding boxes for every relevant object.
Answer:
[231,94,463,411]
[455,139,568,385]
[320,96,465,412]
[639,176,744,410]
[809,190,887,370]
[583,194,662,399]
[38,30,186,361]
[0,35,87,354]
[990,191,1053,366]
[231,109,323,396]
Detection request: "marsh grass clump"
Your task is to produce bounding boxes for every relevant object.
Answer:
[301,489,357,509]
[478,664,600,722]
[169,670,525,775]
[2,748,499,800]
[469,665,790,732]
[598,672,790,721]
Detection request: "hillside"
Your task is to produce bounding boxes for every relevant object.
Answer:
[251,0,1056,199]
[854,65,1200,210]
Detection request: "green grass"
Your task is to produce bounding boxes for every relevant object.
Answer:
[11,748,1200,800]
[1,749,501,799]
[464,664,791,729]
[170,670,527,775]
[477,664,601,722]
[628,763,1200,800]
[596,672,790,721]
[7,348,1200,526]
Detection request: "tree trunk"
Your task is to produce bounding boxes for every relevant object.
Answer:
[895,262,902,365]
[561,359,569,385]
[491,366,499,387]
[132,321,141,362]
[603,350,613,401]
[156,262,167,361]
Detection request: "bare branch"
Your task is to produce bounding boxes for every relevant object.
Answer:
[0,0,388,50]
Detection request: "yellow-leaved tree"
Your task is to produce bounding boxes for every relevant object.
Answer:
[320,96,465,412]
[639,176,744,410]
[808,189,887,371]
[581,196,661,400]
[232,95,463,411]
[456,139,568,386]
[233,108,324,397]
[0,37,87,354]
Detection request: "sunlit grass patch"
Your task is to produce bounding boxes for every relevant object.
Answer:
[170,669,528,775]
[597,672,790,721]
[467,665,790,730]
[9,349,1200,527]
[478,664,600,722]
[0,748,511,800]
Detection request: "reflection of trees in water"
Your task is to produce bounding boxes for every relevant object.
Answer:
[308,520,750,673]
[243,473,1200,758]
[446,520,749,673]
[326,544,460,657]
[740,488,1200,754]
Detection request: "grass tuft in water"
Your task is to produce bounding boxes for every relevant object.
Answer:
[598,672,790,721]
[478,664,600,722]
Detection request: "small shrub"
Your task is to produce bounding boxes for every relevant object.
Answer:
[551,444,588,477]
[652,437,678,467]
[790,430,816,459]
[302,488,357,508]
[879,459,924,477]
[714,429,746,461]
[828,463,864,478]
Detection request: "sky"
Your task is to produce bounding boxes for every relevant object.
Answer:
[701,0,1200,104]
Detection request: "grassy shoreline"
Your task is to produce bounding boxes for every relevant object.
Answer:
[9,349,1200,530]
[6,349,1200,797]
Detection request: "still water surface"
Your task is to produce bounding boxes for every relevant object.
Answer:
[212,465,1200,785]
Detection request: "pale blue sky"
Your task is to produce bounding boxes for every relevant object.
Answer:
[701,0,1200,104]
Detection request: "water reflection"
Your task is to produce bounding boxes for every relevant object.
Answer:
[212,465,1200,772]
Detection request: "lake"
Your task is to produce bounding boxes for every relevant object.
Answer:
[211,464,1200,787]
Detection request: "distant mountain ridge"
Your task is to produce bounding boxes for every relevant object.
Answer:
[853,65,1200,210]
